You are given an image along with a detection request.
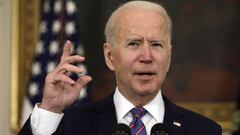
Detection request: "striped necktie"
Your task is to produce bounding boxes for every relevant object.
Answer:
[129,107,147,135]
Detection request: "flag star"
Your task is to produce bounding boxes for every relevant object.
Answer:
[43,0,50,13]
[49,41,59,55]
[54,0,62,14]
[77,64,87,76]
[76,44,85,56]
[65,22,75,35]
[52,20,61,33]
[79,87,87,99]
[66,1,76,15]
[32,62,41,76]
[40,21,47,34]
[36,41,44,54]
[47,62,56,73]
[29,83,39,97]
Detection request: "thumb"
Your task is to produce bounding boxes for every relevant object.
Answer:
[75,75,92,89]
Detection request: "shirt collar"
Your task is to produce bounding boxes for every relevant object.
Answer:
[114,88,135,123]
[143,90,165,123]
[113,87,165,123]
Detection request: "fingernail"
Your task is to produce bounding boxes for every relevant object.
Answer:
[71,80,75,84]
[66,40,71,44]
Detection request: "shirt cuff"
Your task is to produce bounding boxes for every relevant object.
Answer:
[30,103,64,135]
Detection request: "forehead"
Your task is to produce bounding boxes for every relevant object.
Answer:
[116,7,167,39]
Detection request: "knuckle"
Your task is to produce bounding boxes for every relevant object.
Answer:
[60,56,65,61]
[61,63,69,70]
[45,73,53,81]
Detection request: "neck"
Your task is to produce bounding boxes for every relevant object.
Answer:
[118,88,159,107]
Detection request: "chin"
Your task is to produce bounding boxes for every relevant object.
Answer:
[134,86,158,95]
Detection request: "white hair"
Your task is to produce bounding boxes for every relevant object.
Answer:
[104,0,172,45]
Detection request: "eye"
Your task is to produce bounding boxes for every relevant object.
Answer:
[128,41,141,48]
[151,42,163,48]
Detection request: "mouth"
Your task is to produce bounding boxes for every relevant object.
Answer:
[135,72,155,76]
[134,71,156,79]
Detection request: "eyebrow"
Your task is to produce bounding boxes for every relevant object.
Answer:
[126,38,143,42]
[127,38,164,44]
[149,40,164,43]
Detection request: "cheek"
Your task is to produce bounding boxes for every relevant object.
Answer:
[116,51,137,68]
[112,53,130,73]
[118,57,134,72]
[156,54,170,71]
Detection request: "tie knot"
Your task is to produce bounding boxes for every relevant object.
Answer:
[130,107,147,118]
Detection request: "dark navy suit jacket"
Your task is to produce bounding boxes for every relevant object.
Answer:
[19,94,222,135]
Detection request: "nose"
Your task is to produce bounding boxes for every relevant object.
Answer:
[139,43,153,64]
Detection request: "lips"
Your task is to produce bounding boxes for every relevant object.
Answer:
[135,72,156,76]
[134,71,156,79]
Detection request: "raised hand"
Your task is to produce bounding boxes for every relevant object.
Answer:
[40,41,92,113]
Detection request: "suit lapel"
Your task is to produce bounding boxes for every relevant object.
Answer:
[90,94,117,135]
[163,95,188,135]
[89,94,189,135]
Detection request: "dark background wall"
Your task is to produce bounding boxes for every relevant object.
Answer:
[76,0,240,102]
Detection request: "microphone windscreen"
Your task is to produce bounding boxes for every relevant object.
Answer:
[112,123,131,135]
[151,123,168,135]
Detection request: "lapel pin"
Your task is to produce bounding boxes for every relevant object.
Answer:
[173,121,181,127]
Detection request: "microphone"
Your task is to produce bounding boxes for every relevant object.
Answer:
[112,123,131,135]
[151,123,168,135]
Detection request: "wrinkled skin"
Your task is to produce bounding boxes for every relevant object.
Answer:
[104,7,171,106]
[40,41,92,113]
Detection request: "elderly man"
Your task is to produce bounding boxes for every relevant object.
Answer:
[20,1,222,135]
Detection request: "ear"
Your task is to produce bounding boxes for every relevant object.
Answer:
[166,45,172,72]
[103,43,115,71]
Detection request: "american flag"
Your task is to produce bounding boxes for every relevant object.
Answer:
[21,0,89,126]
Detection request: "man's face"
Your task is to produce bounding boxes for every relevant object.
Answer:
[104,8,171,100]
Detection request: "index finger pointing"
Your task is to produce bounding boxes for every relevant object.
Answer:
[62,40,72,57]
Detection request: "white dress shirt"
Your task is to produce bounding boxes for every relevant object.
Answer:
[114,88,165,135]
[30,104,63,135]
[30,88,165,135]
